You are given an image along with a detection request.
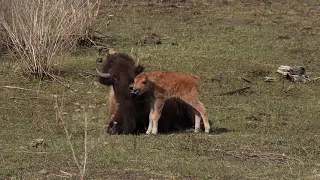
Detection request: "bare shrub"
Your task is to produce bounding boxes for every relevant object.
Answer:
[0,0,100,78]
[0,27,7,55]
[0,0,9,54]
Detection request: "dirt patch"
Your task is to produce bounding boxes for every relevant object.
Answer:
[214,148,291,164]
[138,33,169,45]
[93,168,171,180]
[289,48,316,55]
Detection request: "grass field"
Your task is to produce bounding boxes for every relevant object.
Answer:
[1,0,320,179]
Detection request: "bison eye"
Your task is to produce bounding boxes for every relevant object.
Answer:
[142,80,147,84]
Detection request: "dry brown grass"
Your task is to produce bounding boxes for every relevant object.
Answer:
[0,0,100,78]
[0,0,9,54]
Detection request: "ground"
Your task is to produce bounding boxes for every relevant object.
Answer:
[1,0,320,179]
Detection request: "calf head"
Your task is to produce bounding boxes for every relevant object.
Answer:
[131,73,151,95]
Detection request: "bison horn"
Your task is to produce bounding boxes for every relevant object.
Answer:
[96,58,111,78]
[135,56,141,66]
[132,47,141,66]
[99,48,108,55]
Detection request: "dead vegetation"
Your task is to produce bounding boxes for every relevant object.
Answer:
[0,0,101,78]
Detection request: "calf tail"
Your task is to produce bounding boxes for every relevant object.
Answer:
[192,75,201,92]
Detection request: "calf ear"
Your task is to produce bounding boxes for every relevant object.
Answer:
[135,65,144,75]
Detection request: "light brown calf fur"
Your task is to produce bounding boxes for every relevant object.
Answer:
[132,71,210,134]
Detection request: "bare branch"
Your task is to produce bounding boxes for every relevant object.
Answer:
[219,86,251,96]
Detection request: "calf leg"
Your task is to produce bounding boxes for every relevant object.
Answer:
[183,98,210,133]
[194,114,201,132]
[193,100,210,133]
[146,109,154,134]
[150,100,164,135]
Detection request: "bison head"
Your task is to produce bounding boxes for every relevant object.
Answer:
[96,48,144,87]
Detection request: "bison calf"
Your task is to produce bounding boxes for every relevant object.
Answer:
[131,71,210,134]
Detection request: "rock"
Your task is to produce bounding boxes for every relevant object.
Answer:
[30,138,44,148]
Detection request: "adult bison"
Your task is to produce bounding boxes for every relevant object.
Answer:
[96,48,195,134]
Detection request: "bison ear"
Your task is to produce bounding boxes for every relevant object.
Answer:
[135,65,144,75]
[99,47,116,55]
[99,48,108,55]
[112,76,119,83]
[108,48,116,55]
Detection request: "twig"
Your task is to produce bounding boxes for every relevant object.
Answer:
[241,77,252,83]
[213,148,305,164]
[14,151,49,154]
[60,170,73,177]
[53,175,71,178]
[78,73,93,79]
[4,86,64,99]
[219,86,251,96]
[55,95,81,173]
[264,77,277,82]
[81,109,88,180]
[3,85,45,93]
[55,93,89,179]
[80,70,97,76]
[49,74,77,91]
[301,146,314,158]
[9,97,39,100]
[62,123,82,172]
[55,75,85,85]
[312,77,320,81]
